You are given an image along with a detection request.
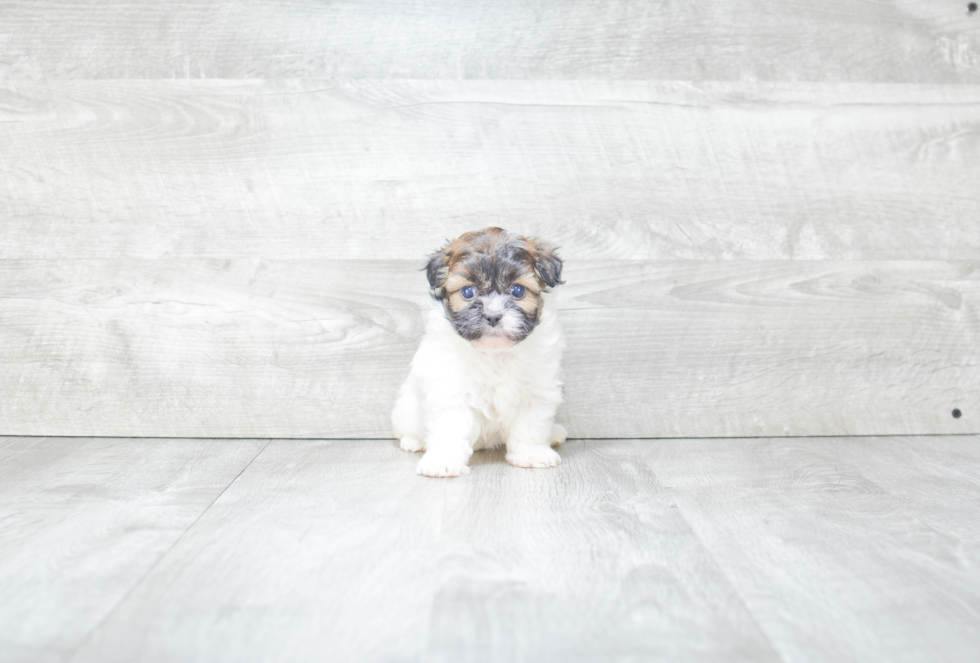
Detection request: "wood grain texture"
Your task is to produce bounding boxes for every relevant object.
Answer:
[1,0,978,82]
[3,80,980,261]
[67,440,449,663]
[6,436,979,662]
[68,439,779,663]
[645,436,980,663]
[429,442,776,662]
[2,259,976,438]
[0,436,266,663]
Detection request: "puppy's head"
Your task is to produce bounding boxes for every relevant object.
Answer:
[426,227,563,349]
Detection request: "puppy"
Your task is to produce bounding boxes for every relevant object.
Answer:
[392,227,567,478]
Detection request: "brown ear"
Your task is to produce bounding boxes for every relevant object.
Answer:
[528,241,564,288]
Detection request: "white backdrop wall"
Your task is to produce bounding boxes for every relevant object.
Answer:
[1,1,978,438]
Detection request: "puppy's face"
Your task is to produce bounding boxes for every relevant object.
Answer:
[426,228,563,349]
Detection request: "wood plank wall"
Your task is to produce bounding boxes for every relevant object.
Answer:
[1,1,978,438]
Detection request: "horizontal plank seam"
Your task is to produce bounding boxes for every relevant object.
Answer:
[4,434,977,442]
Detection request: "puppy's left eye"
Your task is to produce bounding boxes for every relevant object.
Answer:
[460,285,476,300]
[509,284,526,299]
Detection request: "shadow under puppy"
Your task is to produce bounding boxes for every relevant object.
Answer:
[392,227,567,478]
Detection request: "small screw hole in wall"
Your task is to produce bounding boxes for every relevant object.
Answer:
[952,409,962,418]
[970,3,979,13]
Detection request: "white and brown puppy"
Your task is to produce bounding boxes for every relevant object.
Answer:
[392,227,567,478]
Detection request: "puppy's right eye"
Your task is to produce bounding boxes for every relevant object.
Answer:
[460,286,476,300]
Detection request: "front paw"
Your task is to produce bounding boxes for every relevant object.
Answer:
[417,452,471,478]
[506,444,561,469]
[399,435,425,452]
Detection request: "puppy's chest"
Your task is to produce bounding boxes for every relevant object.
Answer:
[464,355,535,421]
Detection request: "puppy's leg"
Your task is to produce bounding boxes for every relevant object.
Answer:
[551,423,568,447]
[392,375,425,452]
[506,409,561,469]
[417,407,479,478]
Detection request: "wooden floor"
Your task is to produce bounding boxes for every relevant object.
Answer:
[3,435,979,663]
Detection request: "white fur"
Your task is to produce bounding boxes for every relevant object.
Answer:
[392,293,566,478]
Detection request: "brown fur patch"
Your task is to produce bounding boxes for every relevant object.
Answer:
[443,273,476,314]
[443,230,537,288]
[446,291,469,314]
[427,227,561,339]
[444,273,472,294]
[514,292,542,319]
[522,236,564,288]
[445,227,511,263]
[431,228,561,292]
[513,274,543,294]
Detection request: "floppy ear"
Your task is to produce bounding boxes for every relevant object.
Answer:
[425,248,450,298]
[529,241,564,288]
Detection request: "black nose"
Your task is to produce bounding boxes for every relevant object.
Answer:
[484,312,502,326]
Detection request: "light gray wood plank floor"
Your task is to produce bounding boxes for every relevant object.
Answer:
[3,435,979,662]
[0,437,268,663]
